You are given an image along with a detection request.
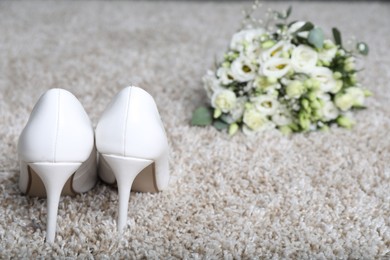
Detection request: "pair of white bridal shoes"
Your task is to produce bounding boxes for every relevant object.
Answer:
[18,86,169,243]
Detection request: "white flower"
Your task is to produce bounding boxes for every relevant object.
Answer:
[222,97,247,123]
[203,70,220,98]
[230,28,265,53]
[286,80,305,98]
[272,105,292,126]
[231,97,247,120]
[251,95,279,115]
[318,93,331,101]
[243,107,273,133]
[320,101,339,121]
[261,58,291,78]
[288,21,306,34]
[291,45,318,73]
[217,67,234,85]
[334,88,364,111]
[231,56,256,82]
[288,21,310,39]
[344,57,356,72]
[310,67,337,93]
[346,87,365,106]
[261,41,293,61]
[318,40,337,64]
[211,89,237,113]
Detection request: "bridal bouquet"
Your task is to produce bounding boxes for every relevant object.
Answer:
[192,3,370,135]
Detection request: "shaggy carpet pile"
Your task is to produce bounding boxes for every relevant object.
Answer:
[0,1,389,258]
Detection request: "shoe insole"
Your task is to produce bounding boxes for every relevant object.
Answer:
[26,166,76,197]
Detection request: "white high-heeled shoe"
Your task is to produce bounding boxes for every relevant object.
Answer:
[96,86,169,231]
[18,88,97,243]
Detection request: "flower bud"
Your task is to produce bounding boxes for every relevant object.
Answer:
[333,71,342,79]
[228,123,239,136]
[364,89,373,97]
[311,99,321,109]
[299,112,311,131]
[324,40,335,50]
[350,74,357,84]
[286,81,305,98]
[337,116,355,129]
[280,125,292,135]
[331,80,343,94]
[301,99,310,110]
[308,91,317,101]
[261,40,276,49]
[344,62,355,72]
[266,76,278,84]
[335,94,354,111]
[222,62,230,68]
[214,108,222,118]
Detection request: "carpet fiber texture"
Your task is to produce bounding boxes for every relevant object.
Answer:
[0,1,389,258]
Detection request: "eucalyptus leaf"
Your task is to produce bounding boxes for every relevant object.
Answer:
[213,120,229,131]
[308,28,324,49]
[356,42,369,55]
[332,27,342,46]
[191,106,213,126]
[220,114,232,124]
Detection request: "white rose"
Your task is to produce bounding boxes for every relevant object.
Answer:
[217,67,234,85]
[231,56,256,82]
[310,67,337,93]
[320,101,339,121]
[211,89,237,113]
[221,97,247,123]
[251,95,279,115]
[261,57,291,78]
[261,41,293,61]
[230,28,265,53]
[243,107,273,133]
[335,93,354,111]
[346,87,365,106]
[318,93,331,101]
[286,80,305,99]
[291,45,318,73]
[203,70,220,98]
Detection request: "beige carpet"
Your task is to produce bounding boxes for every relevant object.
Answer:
[0,1,389,258]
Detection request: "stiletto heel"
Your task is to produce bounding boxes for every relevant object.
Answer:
[27,162,82,243]
[96,86,170,231]
[100,154,153,231]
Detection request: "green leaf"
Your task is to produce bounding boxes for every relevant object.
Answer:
[191,106,213,126]
[274,11,284,20]
[288,20,298,27]
[295,22,314,33]
[213,120,229,131]
[308,27,324,49]
[356,42,369,55]
[286,6,292,19]
[352,105,367,110]
[274,6,292,20]
[332,27,342,46]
